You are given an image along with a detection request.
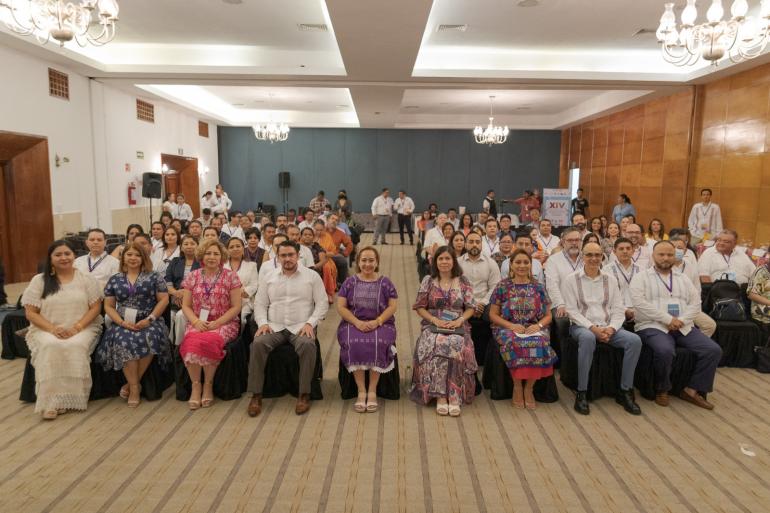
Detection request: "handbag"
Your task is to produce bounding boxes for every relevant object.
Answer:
[428,325,465,336]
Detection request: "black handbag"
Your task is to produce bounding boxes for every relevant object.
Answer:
[756,346,770,373]
[428,325,465,336]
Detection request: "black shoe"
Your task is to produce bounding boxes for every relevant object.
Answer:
[574,391,590,415]
[616,389,642,415]
[382,242,388,245]
[400,241,405,245]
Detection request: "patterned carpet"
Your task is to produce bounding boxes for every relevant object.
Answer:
[1,233,769,513]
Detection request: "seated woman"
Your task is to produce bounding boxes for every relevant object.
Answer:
[224,237,259,323]
[166,235,200,345]
[180,239,242,409]
[336,247,398,413]
[416,211,433,244]
[450,231,466,257]
[410,246,477,417]
[748,260,770,340]
[96,243,171,407]
[171,219,185,236]
[489,249,555,410]
[202,227,219,241]
[22,241,103,419]
[645,218,668,246]
[459,213,474,237]
[302,226,337,302]
[111,224,144,259]
[151,226,181,276]
[243,228,265,271]
[159,211,173,228]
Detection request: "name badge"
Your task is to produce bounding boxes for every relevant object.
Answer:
[124,308,138,324]
[199,309,210,322]
[667,303,680,318]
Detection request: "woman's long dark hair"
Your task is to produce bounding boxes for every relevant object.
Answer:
[430,245,463,279]
[42,240,76,299]
[126,223,144,239]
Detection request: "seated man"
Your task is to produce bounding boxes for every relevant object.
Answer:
[498,214,514,239]
[544,228,584,352]
[248,240,329,417]
[73,228,120,289]
[502,231,545,286]
[298,209,316,231]
[613,223,651,269]
[326,213,353,283]
[482,218,501,257]
[275,213,289,234]
[536,219,560,256]
[287,208,297,225]
[259,234,288,280]
[174,193,194,223]
[187,220,203,242]
[490,232,515,269]
[458,231,502,363]
[197,208,213,228]
[286,225,315,268]
[563,242,642,416]
[571,213,588,240]
[698,229,755,285]
[258,222,277,258]
[670,235,717,337]
[631,241,722,409]
[423,213,449,260]
[607,237,638,324]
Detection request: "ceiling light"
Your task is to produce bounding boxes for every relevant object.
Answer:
[222,0,243,4]
[253,93,289,143]
[515,107,532,111]
[437,24,467,32]
[518,0,540,6]
[473,96,508,146]
[632,28,658,36]
[1,0,120,47]
[297,23,328,32]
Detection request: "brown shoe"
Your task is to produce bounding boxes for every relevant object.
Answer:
[679,390,714,410]
[295,393,311,415]
[655,392,670,407]
[247,394,262,417]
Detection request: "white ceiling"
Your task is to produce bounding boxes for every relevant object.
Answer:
[1,0,767,129]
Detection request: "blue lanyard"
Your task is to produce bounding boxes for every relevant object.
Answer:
[202,271,222,301]
[655,271,673,295]
[88,254,106,272]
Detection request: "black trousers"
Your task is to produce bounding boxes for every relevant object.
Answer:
[397,214,413,243]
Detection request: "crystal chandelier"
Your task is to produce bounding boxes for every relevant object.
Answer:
[0,0,119,47]
[253,93,290,143]
[657,0,770,66]
[474,96,509,146]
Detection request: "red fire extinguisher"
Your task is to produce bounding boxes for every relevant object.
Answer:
[128,182,137,206]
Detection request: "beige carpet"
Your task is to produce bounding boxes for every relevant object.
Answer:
[1,233,769,513]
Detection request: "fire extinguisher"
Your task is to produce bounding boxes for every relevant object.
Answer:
[128,182,137,206]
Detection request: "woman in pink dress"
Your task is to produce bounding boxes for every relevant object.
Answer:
[180,239,242,410]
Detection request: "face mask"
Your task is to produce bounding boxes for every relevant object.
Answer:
[675,248,685,261]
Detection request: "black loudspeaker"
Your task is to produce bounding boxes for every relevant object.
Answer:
[278,171,291,188]
[142,172,162,199]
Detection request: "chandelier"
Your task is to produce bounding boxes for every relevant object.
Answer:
[473,96,509,146]
[253,122,290,143]
[0,0,119,47]
[656,0,770,66]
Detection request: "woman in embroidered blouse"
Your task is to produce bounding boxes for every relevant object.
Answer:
[180,239,242,410]
[337,247,398,413]
[411,246,477,417]
[166,235,200,345]
[748,261,770,337]
[22,240,103,419]
[489,249,555,410]
[96,243,170,407]
[224,237,260,323]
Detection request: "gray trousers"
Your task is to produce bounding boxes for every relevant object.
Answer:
[373,215,390,243]
[248,329,316,395]
[569,326,642,391]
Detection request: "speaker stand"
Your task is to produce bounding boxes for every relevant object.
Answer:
[280,187,289,214]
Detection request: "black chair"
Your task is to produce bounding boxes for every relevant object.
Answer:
[713,320,762,368]
[261,339,324,400]
[481,340,559,402]
[338,356,401,400]
[173,336,251,401]
[469,317,493,368]
[633,344,698,400]
[1,309,30,360]
[559,335,625,400]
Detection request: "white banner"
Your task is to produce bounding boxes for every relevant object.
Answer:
[542,188,571,227]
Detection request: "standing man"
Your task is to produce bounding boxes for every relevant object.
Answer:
[482,189,497,218]
[309,190,331,215]
[631,241,722,409]
[393,190,415,245]
[571,188,589,218]
[536,219,560,256]
[371,188,394,245]
[688,188,723,245]
[73,228,120,289]
[248,240,328,417]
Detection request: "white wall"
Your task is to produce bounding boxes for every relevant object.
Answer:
[0,44,220,233]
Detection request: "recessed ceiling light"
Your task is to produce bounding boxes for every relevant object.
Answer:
[297,23,328,32]
[517,0,540,6]
[335,105,348,108]
[222,0,243,4]
[437,24,467,32]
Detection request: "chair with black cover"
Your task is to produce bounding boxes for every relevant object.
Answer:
[261,338,324,400]
[633,344,698,400]
[713,320,762,367]
[338,356,401,400]
[560,334,625,400]
[481,339,559,402]
[1,308,30,360]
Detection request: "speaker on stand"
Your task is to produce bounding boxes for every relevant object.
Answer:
[142,172,162,225]
[278,172,290,214]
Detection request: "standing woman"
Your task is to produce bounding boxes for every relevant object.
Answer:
[336,247,398,413]
[450,231,467,257]
[416,211,432,244]
[489,249,555,409]
[152,226,181,276]
[96,243,171,407]
[410,246,477,416]
[612,193,636,224]
[302,226,337,303]
[166,235,200,345]
[224,237,259,323]
[22,241,103,419]
[180,239,242,409]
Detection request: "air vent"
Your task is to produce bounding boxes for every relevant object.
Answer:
[198,121,209,138]
[404,105,420,109]
[136,99,155,123]
[48,68,69,100]
[437,24,467,32]
[632,28,658,36]
[517,0,540,6]
[297,23,328,32]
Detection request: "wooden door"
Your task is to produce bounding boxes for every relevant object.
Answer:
[161,154,200,217]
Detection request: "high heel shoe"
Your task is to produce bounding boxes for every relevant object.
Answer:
[366,391,378,413]
[127,384,141,408]
[436,401,449,416]
[201,381,214,408]
[354,392,367,413]
[189,381,202,410]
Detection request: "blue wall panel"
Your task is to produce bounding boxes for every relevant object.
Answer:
[218,127,561,214]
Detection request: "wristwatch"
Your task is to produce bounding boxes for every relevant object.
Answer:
[147,314,157,323]
[537,322,544,329]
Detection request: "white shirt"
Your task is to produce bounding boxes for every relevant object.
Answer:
[423,226,448,256]
[151,246,180,276]
[371,195,394,216]
[151,238,163,251]
[630,267,701,335]
[210,193,232,215]
[299,244,315,268]
[458,253,502,304]
[174,203,194,221]
[688,202,723,239]
[221,224,245,241]
[224,260,259,308]
[606,260,639,309]
[609,244,652,270]
[197,216,212,228]
[501,257,545,287]
[537,234,560,255]
[697,246,755,284]
[394,196,415,215]
[481,236,500,257]
[448,217,460,230]
[544,251,584,308]
[73,252,119,289]
[674,260,701,295]
[255,264,329,334]
[298,220,315,231]
[563,269,626,331]
[162,201,177,212]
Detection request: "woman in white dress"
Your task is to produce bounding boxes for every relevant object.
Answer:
[22,240,103,419]
[224,237,259,324]
[151,226,181,275]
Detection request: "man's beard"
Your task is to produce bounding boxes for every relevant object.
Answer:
[282,261,297,271]
[468,247,481,257]
[567,247,580,257]
[655,261,673,271]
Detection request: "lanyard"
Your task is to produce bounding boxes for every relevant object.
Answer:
[631,247,642,263]
[126,273,141,296]
[564,252,582,272]
[88,254,107,272]
[540,235,554,249]
[722,252,731,265]
[615,263,636,285]
[484,237,498,254]
[202,270,222,301]
[700,203,712,220]
[655,271,673,295]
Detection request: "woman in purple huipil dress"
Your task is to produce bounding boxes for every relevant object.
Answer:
[337,247,398,413]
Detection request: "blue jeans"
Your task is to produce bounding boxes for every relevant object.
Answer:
[569,326,642,391]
